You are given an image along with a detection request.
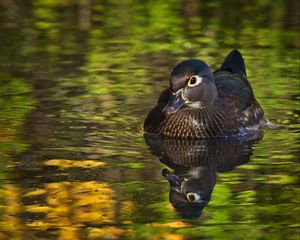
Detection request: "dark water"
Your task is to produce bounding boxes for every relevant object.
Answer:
[0,1,299,239]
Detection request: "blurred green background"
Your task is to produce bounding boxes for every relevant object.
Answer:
[0,0,299,239]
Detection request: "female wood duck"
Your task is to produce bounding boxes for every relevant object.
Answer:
[144,49,266,139]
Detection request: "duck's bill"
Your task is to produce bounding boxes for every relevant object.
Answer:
[163,91,185,114]
[166,175,183,188]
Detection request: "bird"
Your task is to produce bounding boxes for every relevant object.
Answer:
[144,49,266,139]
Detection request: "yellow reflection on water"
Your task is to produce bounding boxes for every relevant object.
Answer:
[0,177,129,239]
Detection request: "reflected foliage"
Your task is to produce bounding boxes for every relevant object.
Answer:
[0,0,299,239]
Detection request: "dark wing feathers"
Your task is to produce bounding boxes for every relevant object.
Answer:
[214,50,256,112]
[219,49,247,76]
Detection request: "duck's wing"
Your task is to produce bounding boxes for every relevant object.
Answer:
[214,50,255,112]
[214,50,265,126]
[219,49,247,77]
[143,88,170,132]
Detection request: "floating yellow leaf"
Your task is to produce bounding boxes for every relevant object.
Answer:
[23,189,46,197]
[44,159,106,170]
[24,205,52,213]
[26,220,51,230]
[151,221,190,228]
[158,233,185,240]
[88,227,127,239]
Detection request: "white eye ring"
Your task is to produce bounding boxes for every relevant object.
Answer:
[187,192,201,202]
[188,75,203,87]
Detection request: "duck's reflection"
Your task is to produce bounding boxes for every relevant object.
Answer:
[145,134,263,219]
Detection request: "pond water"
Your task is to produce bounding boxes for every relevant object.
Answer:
[0,1,299,239]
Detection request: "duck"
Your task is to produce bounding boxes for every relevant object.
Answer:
[144,49,266,139]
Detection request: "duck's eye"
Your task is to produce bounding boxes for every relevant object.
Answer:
[187,192,200,202]
[188,76,202,87]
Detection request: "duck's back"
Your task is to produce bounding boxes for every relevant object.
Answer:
[214,50,265,128]
[214,49,254,113]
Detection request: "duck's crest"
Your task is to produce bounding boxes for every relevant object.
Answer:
[220,49,247,76]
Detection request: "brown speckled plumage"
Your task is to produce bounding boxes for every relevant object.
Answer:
[145,99,264,139]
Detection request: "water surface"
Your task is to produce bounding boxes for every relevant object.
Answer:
[0,0,299,239]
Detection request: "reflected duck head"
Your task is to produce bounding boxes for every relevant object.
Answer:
[164,60,218,114]
[162,167,216,219]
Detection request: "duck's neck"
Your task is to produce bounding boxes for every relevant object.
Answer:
[187,101,208,109]
[186,95,218,109]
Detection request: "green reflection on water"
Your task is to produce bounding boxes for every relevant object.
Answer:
[0,0,299,239]
[0,73,34,156]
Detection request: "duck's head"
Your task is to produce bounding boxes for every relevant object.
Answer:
[164,60,217,114]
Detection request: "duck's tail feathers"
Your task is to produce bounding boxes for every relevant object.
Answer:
[220,49,247,77]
